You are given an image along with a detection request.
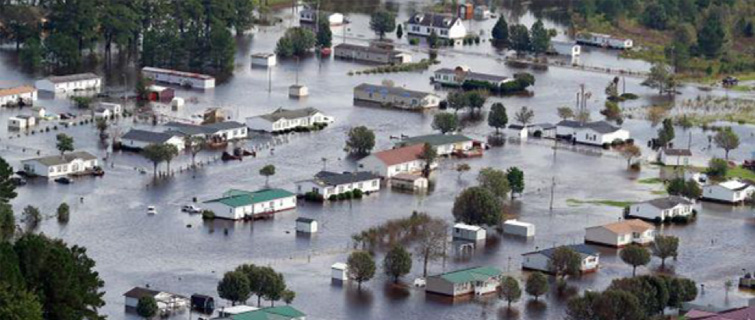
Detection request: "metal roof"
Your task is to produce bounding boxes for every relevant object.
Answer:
[524,244,599,259]
[23,151,97,167]
[397,133,472,147]
[122,129,178,144]
[556,120,622,134]
[431,266,502,284]
[228,306,306,320]
[643,196,693,209]
[407,13,461,29]
[204,189,295,208]
[334,43,404,56]
[312,171,380,186]
[45,73,100,84]
[255,107,322,122]
[434,68,510,83]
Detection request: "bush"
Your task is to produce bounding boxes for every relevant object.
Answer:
[653,217,663,224]
[671,215,690,224]
[623,206,630,218]
[692,209,698,217]
[352,189,363,198]
[602,143,611,149]
[328,194,338,201]
[201,210,215,220]
[620,93,639,100]
[409,38,419,45]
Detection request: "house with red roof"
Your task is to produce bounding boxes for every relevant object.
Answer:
[686,306,755,320]
[358,144,437,178]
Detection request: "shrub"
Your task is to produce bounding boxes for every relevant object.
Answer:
[621,93,639,100]
[602,143,611,149]
[201,210,215,220]
[691,209,698,217]
[409,38,419,45]
[353,189,363,198]
[653,217,662,224]
[328,194,338,201]
[533,130,542,138]
[671,215,690,224]
[337,193,346,200]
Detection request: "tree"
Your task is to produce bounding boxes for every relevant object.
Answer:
[415,219,447,277]
[514,106,534,126]
[647,106,668,127]
[601,101,622,122]
[396,24,403,39]
[261,269,286,306]
[644,63,674,95]
[456,163,471,182]
[549,246,582,280]
[620,245,651,277]
[418,143,437,178]
[0,157,18,204]
[508,24,531,53]
[0,284,44,320]
[19,36,43,71]
[186,136,206,169]
[706,158,728,179]
[347,251,376,290]
[567,290,644,320]
[714,127,739,160]
[477,168,510,200]
[345,126,375,155]
[697,11,726,58]
[557,107,574,120]
[506,167,525,198]
[491,15,509,44]
[383,245,412,283]
[276,27,316,57]
[259,165,276,187]
[0,205,15,242]
[620,145,642,168]
[282,290,296,305]
[22,206,41,231]
[217,271,251,306]
[431,112,459,134]
[466,91,487,114]
[530,19,552,54]
[446,92,468,114]
[56,133,74,156]
[657,119,675,148]
[500,276,522,308]
[369,10,396,39]
[162,144,179,176]
[70,96,93,109]
[666,276,698,309]
[142,144,166,178]
[95,118,108,140]
[316,18,332,48]
[666,178,702,199]
[525,272,549,301]
[452,186,502,226]
[488,103,508,134]
[57,203,70,224]
[428,30,439,48]
[606,77,620,100]
[652,235,679,269]
[136,296,158,319]
[609,276,669,316]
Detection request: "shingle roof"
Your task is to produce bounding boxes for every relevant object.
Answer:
[312,171,380,186]
[296,217,315,223]
[0,85,35,97]
[370,144,425,166]
[164,121,245,135]
[122,129,178,144]
[123,287,159,299]
[662,148,692,156]
[397,133,472,147]
[435,68,510,83]
[643,196,693,210]
[588,219,654,235]
[204,189,295,208]
[255,107,322,122]
[524,244,599,258]
[354,83,434,100]
[45,73,100,84]
[408,13,461,29]
[335,43,404,56]
[203,121,246,131]
[432,266,502,284]
[23,151,97,166]
[557,120,622,134]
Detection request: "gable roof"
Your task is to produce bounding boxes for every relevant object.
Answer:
[662,148,692,156]
[255,107,322,122]
[588,219,654,235]
[370,144,425,166]
[123,287,159,299]
[524,244,598,259]
[229,306,306,320]
[45,73,100,84]
[432,266,502,284]
[0,85,35,97]
[408,13,461,29]
[686,306,755,320]
[204,189,295,208]
[164,121,245,136]
[142,66,214,80]
[641,196,693,209]
[354,83,434,100]
[434,68,509,83]
[557,120,623,134]
[122,129,179,144]
[397,133,472,147]
[717,180,752,191]
[23,151,97,166]
[312,171,380,186]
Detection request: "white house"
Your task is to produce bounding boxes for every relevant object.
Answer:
[251,52,277,67]
[585,219,655,248]
[120,129,185,151]
[576,32,633,49]
[425,266,502,297]
[296,217,318,233]
[246,107,334,133]
[21,151,99,178]
[433,66,512,87]
[358,144,436,178]
[503,220,535,237]
[354,83,440,110]
[123,287,189,314]
[390,173,429,191]
[8,115,36,130]
[0,85,37,107]
[452,223,486,241]
[334,43,412,65]
[627,196,695,221]
[702,180,755,204]
[522,244,600,274]
[508,123,557,139]
[300,8,344,26]
[164,121,248,141]
[556,120,631,146]
[94,102,122,119]
[658,148,692,166]
[141,66,215,89]
[35,73,101,93]
[295,171,381,200]
[203,189,297,220]
[394,133,474,156]
[406,13,467,40]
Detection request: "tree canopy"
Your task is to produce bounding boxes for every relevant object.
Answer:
[276,27,317,57]
[452,186,502,226]
[369,10,396,40]
[431,112,459,134]
[347,251,376,290]
[488,103,508,134]
[383,245,412,283]
[345,126,375,155]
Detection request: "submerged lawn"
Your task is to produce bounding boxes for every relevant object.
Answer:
[566,199,635,208]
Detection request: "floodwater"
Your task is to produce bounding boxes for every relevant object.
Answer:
[1,1,754,319]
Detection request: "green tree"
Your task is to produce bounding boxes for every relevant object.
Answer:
[95,118,109,140]
[57,203,70,224]
[186,136,206,169]
[217,270,251,305]
[697,10,726,58]
[644,62,674,95]
[431,112,459,134]
[396,24,403,39]
[530,19,552,54]
[347,251,376,290]
[657,118,675,148]
[261,269,286,306]
[506,167,525,198]
[44,32,81,70]
[525,272,549,301]
[666,276,698,309]
[488,102,508,134]
[136,296,158,319]
[508,24,531,54]
[369,10,396,40]
[549,246,582,280]
[620,244,651,277]
[0,157,18,203]
[609,275,669,316]
[466,91,487,114]
[162,143,179,176]
[70,96,93,109]
[383,245,412,283]
[276,27,316,57]
[452,186,502,226]
[142,144,166,178]
[601,101,622,122]
[19,36,43,71]
[345,126,375,155]
[652,235,679,269]
[0,204,15,242]
[500,276,522,308]
[0,284,44,320]
[706,158,729,179]
[446,91,468,114]
[456,163,471,181]
[514,106,534,126]
[282,290,296,305]
[259,164,276,187]
[56,133,74,156]
[567,289,644,320]
[557,107,574,120]
[491,15,509,44]
[620,144,642,168]
[208,21,236,74]
[22,206,41,231]
[714,127,740,160]
[477,167,510,200]
[316,18,332,48]
[665,178,701,199]
[418,143,437,178]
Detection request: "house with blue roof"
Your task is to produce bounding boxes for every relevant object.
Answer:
[203,189,297,220]
[522,244,600,274]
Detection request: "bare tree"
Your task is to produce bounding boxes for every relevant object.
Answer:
[415,219,448,277]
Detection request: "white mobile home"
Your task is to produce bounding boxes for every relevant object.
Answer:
[503,220,535,237]
[406,13,467,40]
[556,120,630,146]
[433,66,512,87]
[334,43,412,65]
[658,148,692,166]
[295,171,380,200]
[164,121,248,141]
[0,85,37,107]
[522,244,599,274]
[35,73,101,93]
[353,83,439,110]
[94,102,122,119]
[585,219,655,248]
[123,287,189,314]
[120,129,185,151]
[395,133,474,156]
[576,32,633,49]
[246,107,334,133]
[203,189,297,220]
[425,266,502,297]
[8,115,36,129]
[452,223,486,241]
[358,144,436,178]
[141,67,215,89]
[21,151,99,178]
[390,173,428,191]
[300,9,344,26]
[702,180,755,204]
[627,196,694,221]
[331,263,348,282]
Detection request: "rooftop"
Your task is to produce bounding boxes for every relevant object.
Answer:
[397,133,472,147]
[454,223,484,231]
[557,120,623,134]
[204,189,295,208]
[142,66,214,80]
[370,144,425,166]
[123,287,159,299]
[588,219,654,235]
[45,73,100,84]
[392,173,426,182]
[122,129,179,144]
[408,13,461,29]
[164,121,245,136]
[254,107,322,122]
[227,306,306,320]
[717,180,752,191]
[0,85,35,97]
[354,83,435,100]
[431,266,502,284]
[434,68,510,83]
[311,171,380,186]
[524,244,599,258]
[663,148,692,156]
[23,151,97,167]
[642,196,693,210]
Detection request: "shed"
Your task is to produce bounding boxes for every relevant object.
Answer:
[453,223,486,241]
[503,219,535,237]
[8,115,35,129]
[251,53,277,67]
[147,85,175,102]
[331,262,348,281]
[171,97,185,110]
[391,173,428,190]
[296,217,318,233]
[190,294,215,313]
[289,84,309,98]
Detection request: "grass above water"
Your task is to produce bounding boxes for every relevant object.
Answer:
[566,199,635,208]
[728,167,755,181]
[637,177,663,184]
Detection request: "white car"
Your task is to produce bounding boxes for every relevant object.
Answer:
[182,205,202,213]
[147,206,157,215]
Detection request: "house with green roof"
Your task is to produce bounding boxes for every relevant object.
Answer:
[203,188,297,220]
[214,305,306,320]
[425,266,502,297]
[395,133,475,156]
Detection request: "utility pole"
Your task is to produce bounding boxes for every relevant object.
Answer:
[267,67,272,93]
[549,176,556,212]
[295,56,300,85]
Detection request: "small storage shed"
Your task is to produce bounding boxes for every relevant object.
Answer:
[147,85,175,102]
[503,219,535,237]
[171,97,184,110]
[251,53,277,67]
[391,173,428,190]
[289,84,309,98]
[452,223,486,241]
[190,294,215,313]
[296,217,318,233]
[331,262,348,281]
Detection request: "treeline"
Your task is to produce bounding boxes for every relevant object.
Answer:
[0,0,257,75]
